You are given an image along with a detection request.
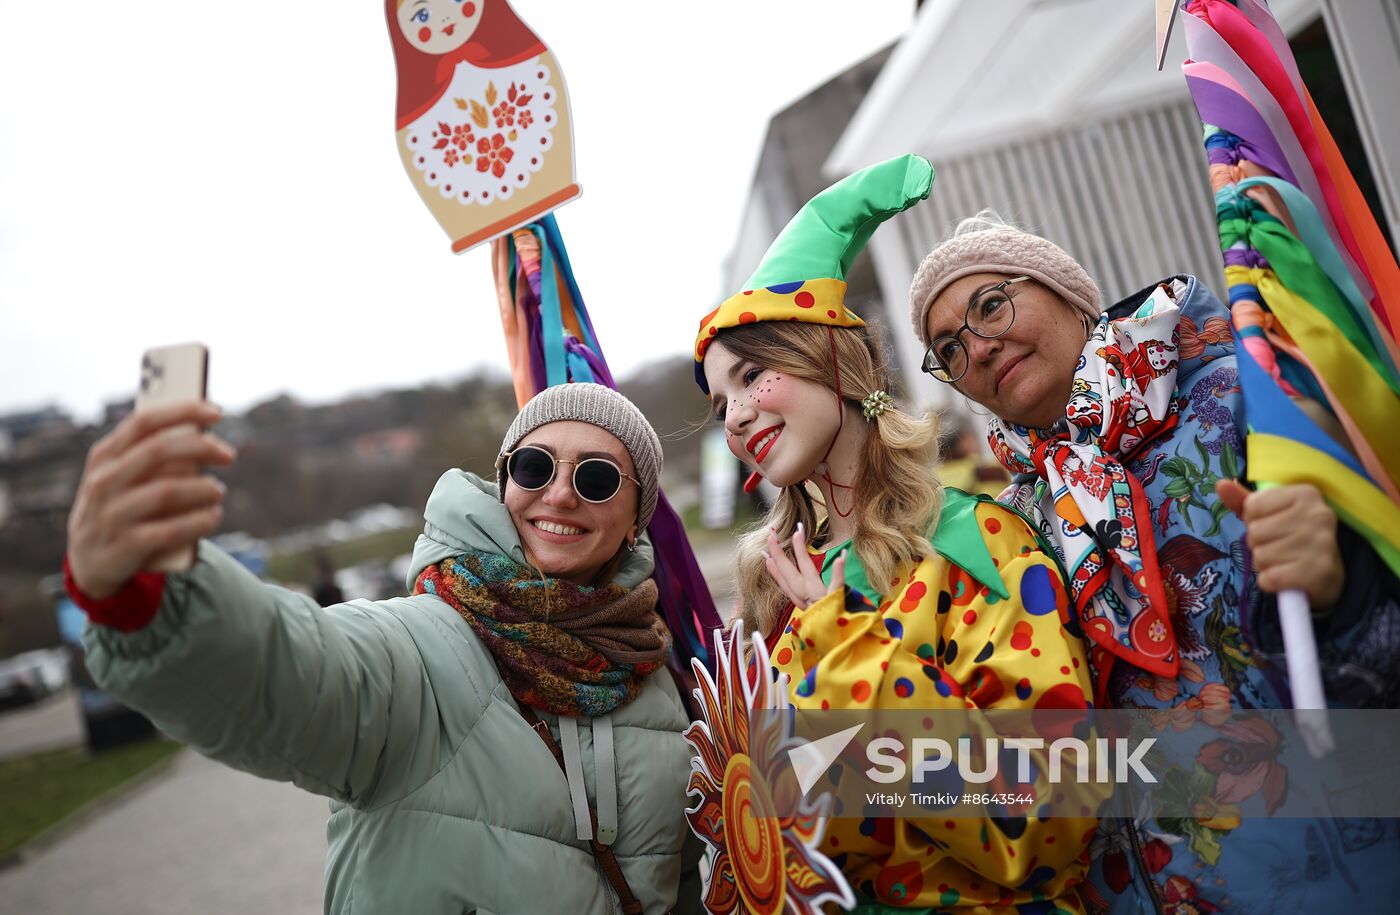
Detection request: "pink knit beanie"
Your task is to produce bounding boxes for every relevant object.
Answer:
[909,211,1102,346]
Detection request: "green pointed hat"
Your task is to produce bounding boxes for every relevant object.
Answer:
[695,154,934,391]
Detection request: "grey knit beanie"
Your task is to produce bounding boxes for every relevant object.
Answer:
[496,383,663,531]
[909,210,1102,346]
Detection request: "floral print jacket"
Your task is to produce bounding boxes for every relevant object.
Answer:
[1004,276,1400,915]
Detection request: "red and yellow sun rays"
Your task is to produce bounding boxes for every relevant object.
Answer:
[683,623,855,915]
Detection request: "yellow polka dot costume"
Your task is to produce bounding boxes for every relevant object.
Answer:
[773,495,1096,912]
[690,155,1098,912]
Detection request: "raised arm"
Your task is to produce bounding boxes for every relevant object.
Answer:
[68,403,468,806]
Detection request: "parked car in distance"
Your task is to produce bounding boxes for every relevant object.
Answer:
[0,648,70,710]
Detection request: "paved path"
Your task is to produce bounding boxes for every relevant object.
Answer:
[0,691,84,762]
[0,749,328,915]
[0,544,738,915]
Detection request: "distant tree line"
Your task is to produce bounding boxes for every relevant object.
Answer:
[0,357,709,656]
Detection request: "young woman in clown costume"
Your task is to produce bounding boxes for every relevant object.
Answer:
[693,155,1098,913]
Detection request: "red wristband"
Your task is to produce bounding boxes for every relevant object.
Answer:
[63,555,166,633]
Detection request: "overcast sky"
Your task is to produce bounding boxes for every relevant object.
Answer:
[0,2,914,422]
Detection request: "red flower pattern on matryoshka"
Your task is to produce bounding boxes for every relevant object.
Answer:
[492,100,517,127]
[395,27,561,211]
[475,134,515,177]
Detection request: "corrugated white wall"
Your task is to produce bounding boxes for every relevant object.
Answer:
[875,97,1225,411]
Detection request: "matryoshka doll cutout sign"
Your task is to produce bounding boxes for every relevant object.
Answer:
[387,0,580,253]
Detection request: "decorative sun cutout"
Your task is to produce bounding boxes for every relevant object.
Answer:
[683,622,855,914]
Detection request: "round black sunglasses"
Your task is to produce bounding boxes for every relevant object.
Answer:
[497,445,640,504]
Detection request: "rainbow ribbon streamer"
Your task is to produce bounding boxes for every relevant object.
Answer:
[1180,0,1400,721]
[491,214,720,692]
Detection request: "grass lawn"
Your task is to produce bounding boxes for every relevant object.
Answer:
[0,738,183,859]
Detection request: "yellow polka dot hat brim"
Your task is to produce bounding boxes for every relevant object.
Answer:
[694,154,934,392]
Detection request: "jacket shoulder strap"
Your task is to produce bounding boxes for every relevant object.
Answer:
[516,704,651,915]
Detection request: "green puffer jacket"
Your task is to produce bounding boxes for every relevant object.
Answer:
[85,470,702,914]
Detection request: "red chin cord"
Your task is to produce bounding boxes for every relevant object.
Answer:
[819,327,856,519]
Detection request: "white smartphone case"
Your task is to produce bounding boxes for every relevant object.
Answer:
[134,343,209,573]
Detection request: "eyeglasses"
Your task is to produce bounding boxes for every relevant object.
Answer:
[497,445,640,504]
[921,276,1031,383]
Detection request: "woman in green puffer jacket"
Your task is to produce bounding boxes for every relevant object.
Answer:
[64,383,702,915]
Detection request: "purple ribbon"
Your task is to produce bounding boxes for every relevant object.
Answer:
[1187,75,1298,185]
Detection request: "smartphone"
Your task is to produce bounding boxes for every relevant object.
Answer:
[134,343,210,572]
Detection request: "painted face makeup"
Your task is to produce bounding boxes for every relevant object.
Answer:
[702,343,842,489]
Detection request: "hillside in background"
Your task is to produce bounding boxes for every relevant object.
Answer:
[0,356,710,657]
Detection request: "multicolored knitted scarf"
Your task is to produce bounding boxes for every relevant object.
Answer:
[413,549,671,717]
[989,285,1185,694]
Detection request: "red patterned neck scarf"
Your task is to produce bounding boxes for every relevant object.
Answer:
[988,286,1185,704]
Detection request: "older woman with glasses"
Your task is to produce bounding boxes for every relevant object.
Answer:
[909,211,1400,913]
[63,383,701,914]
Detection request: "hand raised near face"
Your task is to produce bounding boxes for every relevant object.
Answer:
[761,522,846,611]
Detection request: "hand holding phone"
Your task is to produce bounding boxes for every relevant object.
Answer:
[66,345,234,600]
